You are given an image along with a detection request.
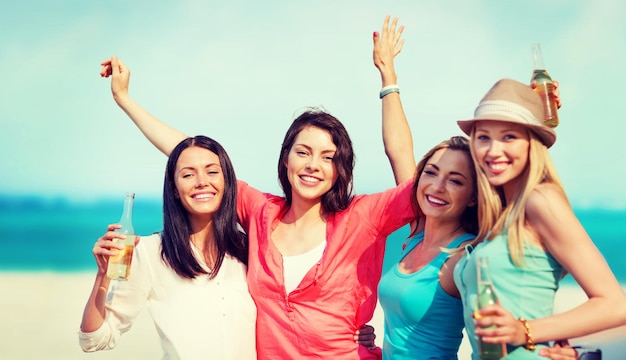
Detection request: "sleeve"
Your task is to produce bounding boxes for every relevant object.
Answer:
[78,235,154,351]
[354,178,415,238]
[236,180,273,231]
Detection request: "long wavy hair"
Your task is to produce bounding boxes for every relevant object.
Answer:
[410,136,478,237]
[471,129,567,265]
[277,108,355,213]
[161,135,248,279]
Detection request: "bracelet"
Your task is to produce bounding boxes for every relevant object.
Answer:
[379,84,400,99]
[518,318,536,351]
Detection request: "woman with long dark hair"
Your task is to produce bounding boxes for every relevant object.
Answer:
[79,136,255,359]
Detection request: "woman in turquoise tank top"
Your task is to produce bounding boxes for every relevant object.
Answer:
[454,78,626,359]
[372,16,579,360]
[373,18,478,360]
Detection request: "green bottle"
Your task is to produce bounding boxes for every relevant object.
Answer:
[477,256,506,359]
[106,192,136,280]
[530,43,559,128]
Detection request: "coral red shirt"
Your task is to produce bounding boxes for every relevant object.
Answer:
[237,179,414,359]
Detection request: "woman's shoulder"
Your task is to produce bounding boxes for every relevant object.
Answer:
[525,183,569,215]
[351,177,414,204]
[237,180,285,203]
[136,232,162,251]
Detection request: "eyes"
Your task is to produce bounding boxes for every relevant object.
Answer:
[476,133,519,141]
[422,169,465,186]
[295,149,334,162]
[180,167,222,179]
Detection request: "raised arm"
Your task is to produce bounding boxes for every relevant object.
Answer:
[373,16,416,185]
[100,56,187,156]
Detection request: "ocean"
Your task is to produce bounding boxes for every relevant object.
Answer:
[1,195,625,285]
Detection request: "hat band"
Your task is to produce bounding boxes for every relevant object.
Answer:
[474,100,540,126]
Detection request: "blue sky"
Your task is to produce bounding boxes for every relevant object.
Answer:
[2,1,625,209]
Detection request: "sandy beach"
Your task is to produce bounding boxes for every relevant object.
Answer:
[1,271,624,359]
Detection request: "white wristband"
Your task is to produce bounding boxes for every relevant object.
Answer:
[379,84,400,99]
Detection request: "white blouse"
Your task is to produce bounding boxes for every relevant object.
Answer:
[78,233,256,360]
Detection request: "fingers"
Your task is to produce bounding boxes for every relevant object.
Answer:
[539,340,579,360]
[553,339,570,347]
[92,224,130,274]
[553,80,562,108]
[372,31,380,49]
[354,324,377,349]
[530,80,562,109]
[359,324,375,335]
[538,346,579,360]
[107,223,123,232]
[111,55,121,77]
[395,38,405,56]
[474,304,505,319]
[109,56,129,79]
[100,58,112,78]
[382,15,390,37]
[93,224,126,255]
[474,305,527,346]
[390,16,397,35]
[100,57,124,79]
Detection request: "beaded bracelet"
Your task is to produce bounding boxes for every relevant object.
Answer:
[518,318,536,351]
[379,84,400,99]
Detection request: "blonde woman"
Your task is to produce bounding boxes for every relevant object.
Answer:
[454,78,626,359]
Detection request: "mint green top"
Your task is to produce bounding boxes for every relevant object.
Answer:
[453,232,564,359]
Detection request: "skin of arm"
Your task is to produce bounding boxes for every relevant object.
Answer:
[475,184,626,346]
[80,224,126,332]
[373,16,416,185]
[100,56,187,156]
[81,272,112,332]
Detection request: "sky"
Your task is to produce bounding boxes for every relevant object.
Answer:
[2,0,625,209]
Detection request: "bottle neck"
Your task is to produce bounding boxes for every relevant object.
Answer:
[531,43,546,70]
[118,193,135,233]
[477,257,493,284]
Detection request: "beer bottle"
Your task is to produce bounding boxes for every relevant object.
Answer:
[476,256,506,359]
[530,43,559,128]
[106,192,136,280]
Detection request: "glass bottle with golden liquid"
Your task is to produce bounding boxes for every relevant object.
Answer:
[106,192,136,280]
[531,43,559,128]
[476,256,507,359]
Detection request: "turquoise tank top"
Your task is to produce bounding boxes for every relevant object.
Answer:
[453,232,564,359]
[378,231,475,360]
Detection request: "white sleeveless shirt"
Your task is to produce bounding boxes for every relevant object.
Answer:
[282,240,326,294]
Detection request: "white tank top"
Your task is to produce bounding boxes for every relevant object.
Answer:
[282,240,326,294]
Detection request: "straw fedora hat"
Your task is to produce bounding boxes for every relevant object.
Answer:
[457,78,556,148]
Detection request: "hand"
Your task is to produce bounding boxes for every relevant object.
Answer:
[539,339,580,360]
[531,79,562,108]
[99,56,131,103]
[474,304,527,347]
[92,224,136,274]
[373,15,405,84]
[354,324,377,350]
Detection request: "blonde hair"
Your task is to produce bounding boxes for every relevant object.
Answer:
[471,129,568,265]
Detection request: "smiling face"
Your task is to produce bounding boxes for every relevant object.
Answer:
[174,146,224,221]
[472,120,530,193]
[416,148,475,222]
[284,126,338,205]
